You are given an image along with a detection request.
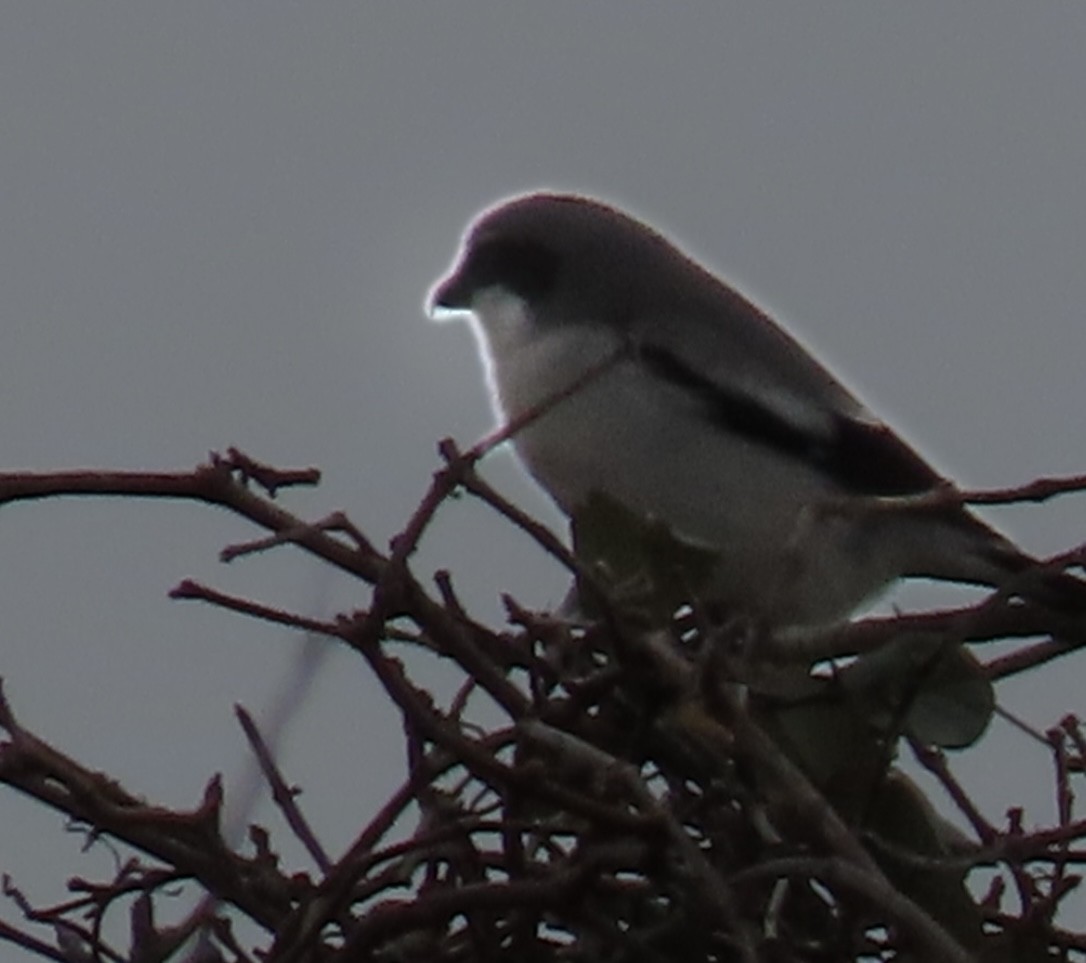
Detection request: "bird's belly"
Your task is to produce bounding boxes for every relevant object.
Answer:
[502,351,898,623]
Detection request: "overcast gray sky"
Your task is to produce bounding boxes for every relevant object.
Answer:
[3,5,1086,954]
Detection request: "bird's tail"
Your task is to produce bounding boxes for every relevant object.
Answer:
[909,510,1086,618]
[989,547,1086,616]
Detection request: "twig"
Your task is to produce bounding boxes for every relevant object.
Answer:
[221,510,377,563]
[445,444,580,574]
[219,448,322,495]
[0,918,77,963]
[170,580,342,636]
[518,719,760,963]
[0,680,295,932]
[235,705,332,874]
[728,856,974,963]
[908,739,997,845]
[464,346,627,464]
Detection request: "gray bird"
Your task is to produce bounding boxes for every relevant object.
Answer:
[431,192,1084,626]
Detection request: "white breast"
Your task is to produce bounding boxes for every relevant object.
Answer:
[462,286,914,625]
[468,286,621,424]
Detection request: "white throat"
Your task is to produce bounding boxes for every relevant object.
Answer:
[466,285,621,425]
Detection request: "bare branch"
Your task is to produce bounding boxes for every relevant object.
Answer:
[235,705,332,875]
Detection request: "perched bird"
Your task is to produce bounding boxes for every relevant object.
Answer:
[430,192,1084,626]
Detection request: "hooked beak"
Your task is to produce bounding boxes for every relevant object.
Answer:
[429,267,474,313]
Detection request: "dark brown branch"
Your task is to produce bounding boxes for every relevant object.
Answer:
[953,473,1086,508]
[235,705,332,874]
[0,680,297,933]
[0,917,74,963]
[727,857,973,963]
[171,580,342,636]
[6,451,1086,961]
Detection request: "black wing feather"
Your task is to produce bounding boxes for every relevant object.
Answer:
[640,344,941,496]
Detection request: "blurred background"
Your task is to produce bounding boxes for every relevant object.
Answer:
[2,5,1085,952]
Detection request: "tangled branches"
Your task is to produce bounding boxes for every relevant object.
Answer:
[2,449,1086,962]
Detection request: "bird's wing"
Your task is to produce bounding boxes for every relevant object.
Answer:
[627,296,944,497]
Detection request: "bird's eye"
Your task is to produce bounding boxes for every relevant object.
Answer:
[469,238,560,301]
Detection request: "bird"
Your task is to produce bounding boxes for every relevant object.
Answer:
[429,191,1085,627]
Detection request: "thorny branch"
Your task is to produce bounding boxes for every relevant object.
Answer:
[2,451,1086,960]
